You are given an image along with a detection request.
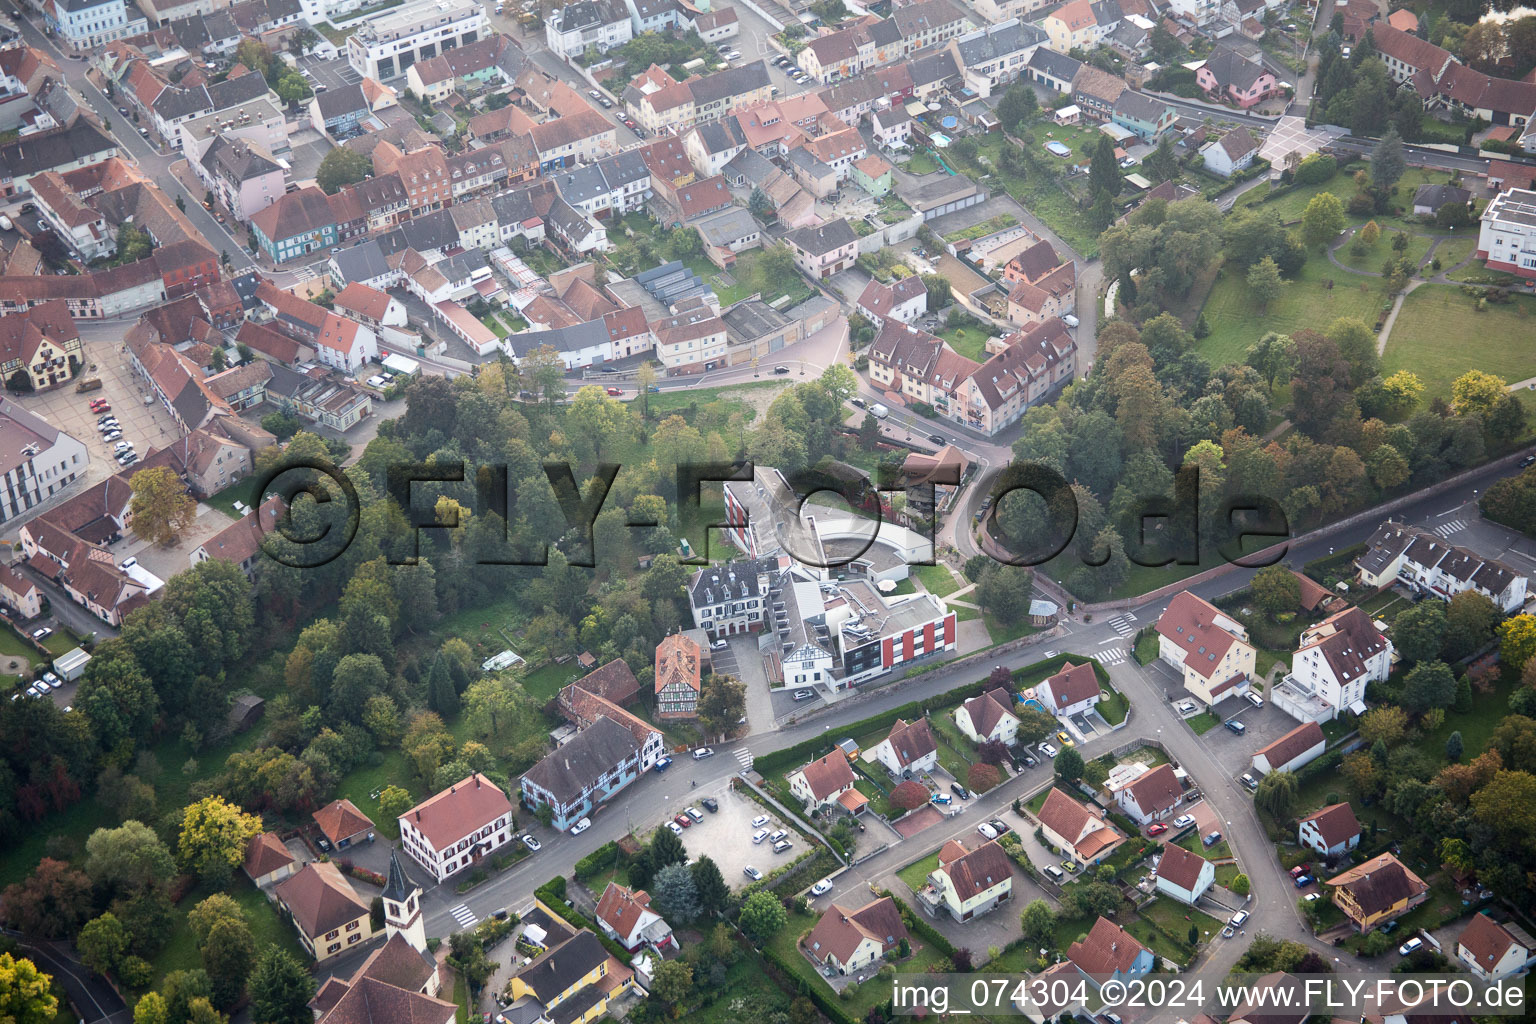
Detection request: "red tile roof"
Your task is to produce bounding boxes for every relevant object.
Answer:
[936,839,1013,900]
[804,897,907,964]
[1042,661,1100,710]
[1298,802,1360,849]
[1457,913,1522,972]
[795,750,856,802]
[401,773,512,850]
[244,831,294,879]
[1153,841,1208,892]
[274,861,369,939]
[1254,722,1325,771]
[313,797,376,844]
[1155,591,1242,680]
[1067,917,1147,976]
[1124,763,1182,816]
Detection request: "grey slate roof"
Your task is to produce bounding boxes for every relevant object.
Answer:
[314,82,368,120]
[787,218,856,256]
[1113,88,1170,122]
[693,118,746,156]
[522,717,639,804]
[0,121,115,181]
[1027,47,1083,83]
[953,19,1046,64]
[200,135,281,183]
[694,206,759,247]
[330,240,391,284]
[689,61,771,106]
[722,147,774,185]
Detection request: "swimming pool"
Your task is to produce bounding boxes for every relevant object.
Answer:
[1044,140,1072,157]
[940,115,958,129]
[931,132,952,147]
[1022,697,1048,715]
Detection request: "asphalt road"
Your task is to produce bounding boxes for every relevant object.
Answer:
[4,932,130,1024]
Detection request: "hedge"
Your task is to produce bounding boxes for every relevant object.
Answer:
[574,841,623,881]
[887,891,957,962]
[533,877,631,961]
[755,654,1107,776]
[760,945,860,1024]
[1296,747,1343,785]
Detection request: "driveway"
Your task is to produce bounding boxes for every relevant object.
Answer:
[110,504,237,582]
[1207,698,1295,778]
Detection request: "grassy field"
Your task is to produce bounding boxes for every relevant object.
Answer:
[970,135,1100,257]
[692,956,794,1024]
[645,380,782,419]
[983,610,1038,646]
[1334,232,1435,275]
[1431,234,1477,270]
[150,878,304,986]
[764,909,949,1017]
[1382,287,1536,400]
[1187,712,1219,735]
[914,563,960,597]
[1197,257,1387,368]
[704,248,815,308]
[902,151,942,174]
[1176,830,1233,861]
[1235,168,1451,230]
[937,321,992,362]
[896,851,940,893]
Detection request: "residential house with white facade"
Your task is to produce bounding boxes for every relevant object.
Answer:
[1252,722,1327,775]
[546,0,632,60]
[346,0,486,82]
[1298,802,1361,859]
[1456,914,1535,981]
[1155,591,1255,707]
[1273,606,1391,724]
[1036,788,1125,866]
[1113,763,1184,825]
[1355,521,1528,612]
[920,839,1013,921]
[1036,661,1101,720]
[870,717,938,778]
[955,687,1019,745]
[804,898,909,975]
[397,773,515,883]
[1153,842,1215,905]
[595,882,677,953]
[788,750,859,812]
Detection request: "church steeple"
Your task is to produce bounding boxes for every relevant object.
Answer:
[381,849,426,952]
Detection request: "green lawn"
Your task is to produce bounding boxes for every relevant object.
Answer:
[1176,830,1232,860]
[1334,232,1435,275]
[1382,286,1536,402]
[1198,257,1386,368]
[1098,688,1128,725]
[914,563,960,597]
[478,314,509,339]
[970,134,1100,257]
[1416,666,1521,762]
[936,322,992,363]
[763,909,950,1016]
[1430,234,1477,270]
[896,851,940,893]
[1236,168,1452,231]
[1133,632,1159,666]
[703,248,814,309]
[952,605,980,622]
[902,152,942,174]
[204,479,256,519]
[520,661,578,703]
[1187,712,1219,735]
[943,214,1019,244]
[150,878,304,987]
[645,380,782,420]
[983,610,1038,646]
[1139,895,1222,949]
[333,750,412,839]
[0,623,37,664]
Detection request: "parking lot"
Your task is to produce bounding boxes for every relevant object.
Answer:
[296,54,362,91]
[13,338,184,484]
[673,783,801,889]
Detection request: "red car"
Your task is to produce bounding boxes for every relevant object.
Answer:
[605,386,623,397]
[673,814,692,828]
[1146,822,1168,836]
[89,398,110,413]
[1290,863,1310,877]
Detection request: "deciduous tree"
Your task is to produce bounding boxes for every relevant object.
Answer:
[738,890,787,942]
[1249,565,1300,615]
[130,467,196,546]
[0,953,58,1024]
[1452,370,1509,418]
[178,796,262,885]
[249,948,315,1024]
[1302,192,1346,249]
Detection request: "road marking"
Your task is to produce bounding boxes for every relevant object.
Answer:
[1105,614,1136,637]
[1100,649,1127,666]
[448,903,478,929]
[1433,519,1466,538]
[733,747,754,770]
[1437,506,1462,517]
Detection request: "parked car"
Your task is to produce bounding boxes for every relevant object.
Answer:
[751,828,770,844]
[654,757,672,772]
[772,839,792,854]
[367,375,388,388]
[931,792,951,805]
[950,783,970,800]
[743,866,762,880]
[31,627,51,640]
[928,433,946,445]
[89,398,110,412]
[42,672,61,689]
[1171,814,1195,829]
[1225,719,1247,735]
[701,797,719,812]
[522,835,541,851]
[1245,691,1264,708]
[1056,730,1074,747]
[1241,773,1259,791]
[751,815,770,828]
[693,747,714,760]
[605,386,623,397]
[1062,314,1080,328]
[1293,874,1313,888]
[1202,831,1222,847]
[773,365,790,374]
[850,397,866,408]
[1146,822,1168,836]
[112,440,133,452]
[1229,910,1249,928]
[1040,741,1057,756]
[570,817,591,835]
[1290,863,1311,877]
[668,821,684,835]
[793,688,815,701]
[674,814,692,828]
[117,452,139,466]
[810,878,833,896]
[1523,454,1536,467]
[686,807,704,822]
[1302,892,1320,903]
[977,822,998,840]
[988,819,1010,835]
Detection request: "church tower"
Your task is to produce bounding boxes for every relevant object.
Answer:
[381,849,426,953]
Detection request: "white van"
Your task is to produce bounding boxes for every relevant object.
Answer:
[1229,910,1249,928]
[870,403,889,419]
[1043,864,1065,882]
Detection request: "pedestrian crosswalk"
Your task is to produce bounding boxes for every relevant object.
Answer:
[448,903,478,930]
[733,747,754,771]
[1106,613,1136,637]
[1099,648,1128,666]
[1434,519,1467,538]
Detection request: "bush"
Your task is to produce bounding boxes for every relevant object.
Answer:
[574,841,622,880]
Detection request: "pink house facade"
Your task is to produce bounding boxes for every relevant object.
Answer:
[1196,49,1280,108]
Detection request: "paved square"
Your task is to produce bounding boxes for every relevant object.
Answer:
[672,784,801,889]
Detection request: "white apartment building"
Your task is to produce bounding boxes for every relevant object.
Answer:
[545,0,632,61]
[397,772,515,883]
[46,0,147,52]
[0,399,88,526]
[346,0,487,83]
[1273,607,1392,724]
[1356,521,1529,612]
[1478,187,1536,282]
